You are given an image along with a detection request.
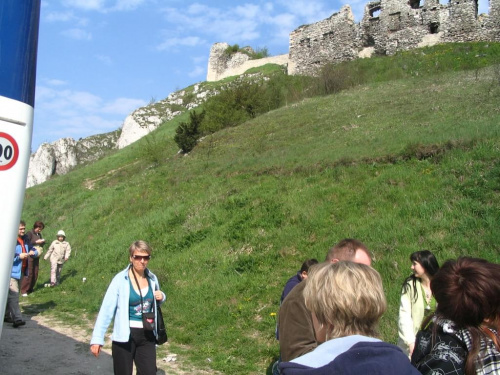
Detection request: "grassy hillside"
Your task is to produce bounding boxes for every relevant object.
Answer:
[22,43,500,374]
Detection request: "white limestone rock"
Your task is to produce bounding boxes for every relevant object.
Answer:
[26,143,56,188]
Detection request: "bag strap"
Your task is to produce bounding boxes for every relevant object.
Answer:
[131,269,152,315]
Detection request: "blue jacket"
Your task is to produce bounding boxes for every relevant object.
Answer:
[90,265,166,345]
[280,337,421,375]
[12,237,38,280]
[280,271,303,304]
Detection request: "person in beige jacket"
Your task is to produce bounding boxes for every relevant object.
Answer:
[44,230,72,286]
[398,250,439,357]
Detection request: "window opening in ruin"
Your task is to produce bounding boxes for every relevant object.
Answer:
[477,0,488,14]
[365,35,376,47]
[370,6,381,17]
[429,22,440,33]
[409,0,422,9]
[438,0,448,4]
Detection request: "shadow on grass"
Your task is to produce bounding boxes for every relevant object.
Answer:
[21,300,57,315]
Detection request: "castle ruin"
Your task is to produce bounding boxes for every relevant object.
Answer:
[207,0,499,80]
[290,0,499,75]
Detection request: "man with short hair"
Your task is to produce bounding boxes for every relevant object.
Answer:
[277,239,372,362]
[5,221,38,327]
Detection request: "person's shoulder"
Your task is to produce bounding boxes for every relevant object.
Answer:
[146,269,159,281]
[115,265,131,277]
[341,341,420,374]
[282,281,306,305]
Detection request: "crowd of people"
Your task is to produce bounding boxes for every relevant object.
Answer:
[274,238,500,375]
[4,220,71,327]
[6,230,499,375]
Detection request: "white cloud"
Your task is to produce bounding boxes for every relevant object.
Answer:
[192,55,206,64]
[61,0,146,12]
[112,0,147,11]
[156,36,204,51]
[62,0,106,11]
[34,85,144,142]
[188,65,205,78]
[277,0,335,23]
[45,11,76,22]
[101,98,147,115]
[44,78,68,86]
[158,1,337,50]
[96,55,113,65]
[62,28,92,40]
[46,115,122,139]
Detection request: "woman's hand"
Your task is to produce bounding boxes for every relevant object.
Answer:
[154,290,163,301]
[90,344,102,358]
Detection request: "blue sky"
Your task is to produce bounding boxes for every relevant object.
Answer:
[33,0,490,151]
[33,0,350,150]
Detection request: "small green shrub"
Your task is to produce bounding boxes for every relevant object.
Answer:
[224,44,270,60]
[202,80,268,133]
[250,47,269,59]
[224,44,240,56]
[174,110,205,153]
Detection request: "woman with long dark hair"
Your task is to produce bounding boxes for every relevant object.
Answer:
[412,257,500,375]
[398,250,440,356]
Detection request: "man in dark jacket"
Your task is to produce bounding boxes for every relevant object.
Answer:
[278,239,372,362]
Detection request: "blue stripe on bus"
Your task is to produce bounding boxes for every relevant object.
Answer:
[0,0,41,107]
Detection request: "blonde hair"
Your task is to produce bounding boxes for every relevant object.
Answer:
[128,240,152,257]
[304,261,386,339]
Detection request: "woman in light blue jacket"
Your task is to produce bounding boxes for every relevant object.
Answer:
[90,241,166,375]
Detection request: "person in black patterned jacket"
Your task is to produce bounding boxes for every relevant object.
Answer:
[412,257,500,375]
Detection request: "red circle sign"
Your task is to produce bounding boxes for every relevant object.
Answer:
[0,132,20,171]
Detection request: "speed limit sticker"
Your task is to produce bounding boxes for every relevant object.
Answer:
[0,132,20,171]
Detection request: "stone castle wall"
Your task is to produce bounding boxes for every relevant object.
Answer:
[208,0,499,80]
[290,0,500,75]
[207,42,288,81]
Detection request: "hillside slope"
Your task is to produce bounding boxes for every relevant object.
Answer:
[22,46,500,374]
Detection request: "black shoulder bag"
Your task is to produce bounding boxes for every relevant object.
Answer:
[155,296,168,344]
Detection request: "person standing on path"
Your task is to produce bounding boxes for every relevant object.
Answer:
[5,221,39,327]
[44,230,71,286]
[90,240,166,375]
[21,220,46,295]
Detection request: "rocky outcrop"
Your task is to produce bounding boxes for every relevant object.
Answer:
[116,84,219,149]
[27,131,119,188]
[27,83,220,187]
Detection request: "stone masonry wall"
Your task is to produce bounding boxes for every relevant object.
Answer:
[289,0,500,76]
[207,42,288,82]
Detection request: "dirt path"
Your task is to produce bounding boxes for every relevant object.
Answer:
[0,311,215,375]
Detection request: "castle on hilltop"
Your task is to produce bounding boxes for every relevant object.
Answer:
[207,0,500,80]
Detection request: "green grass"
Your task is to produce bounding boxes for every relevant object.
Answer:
[22,42,500,374]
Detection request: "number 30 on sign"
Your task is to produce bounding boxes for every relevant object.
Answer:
[0,132,20,171]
